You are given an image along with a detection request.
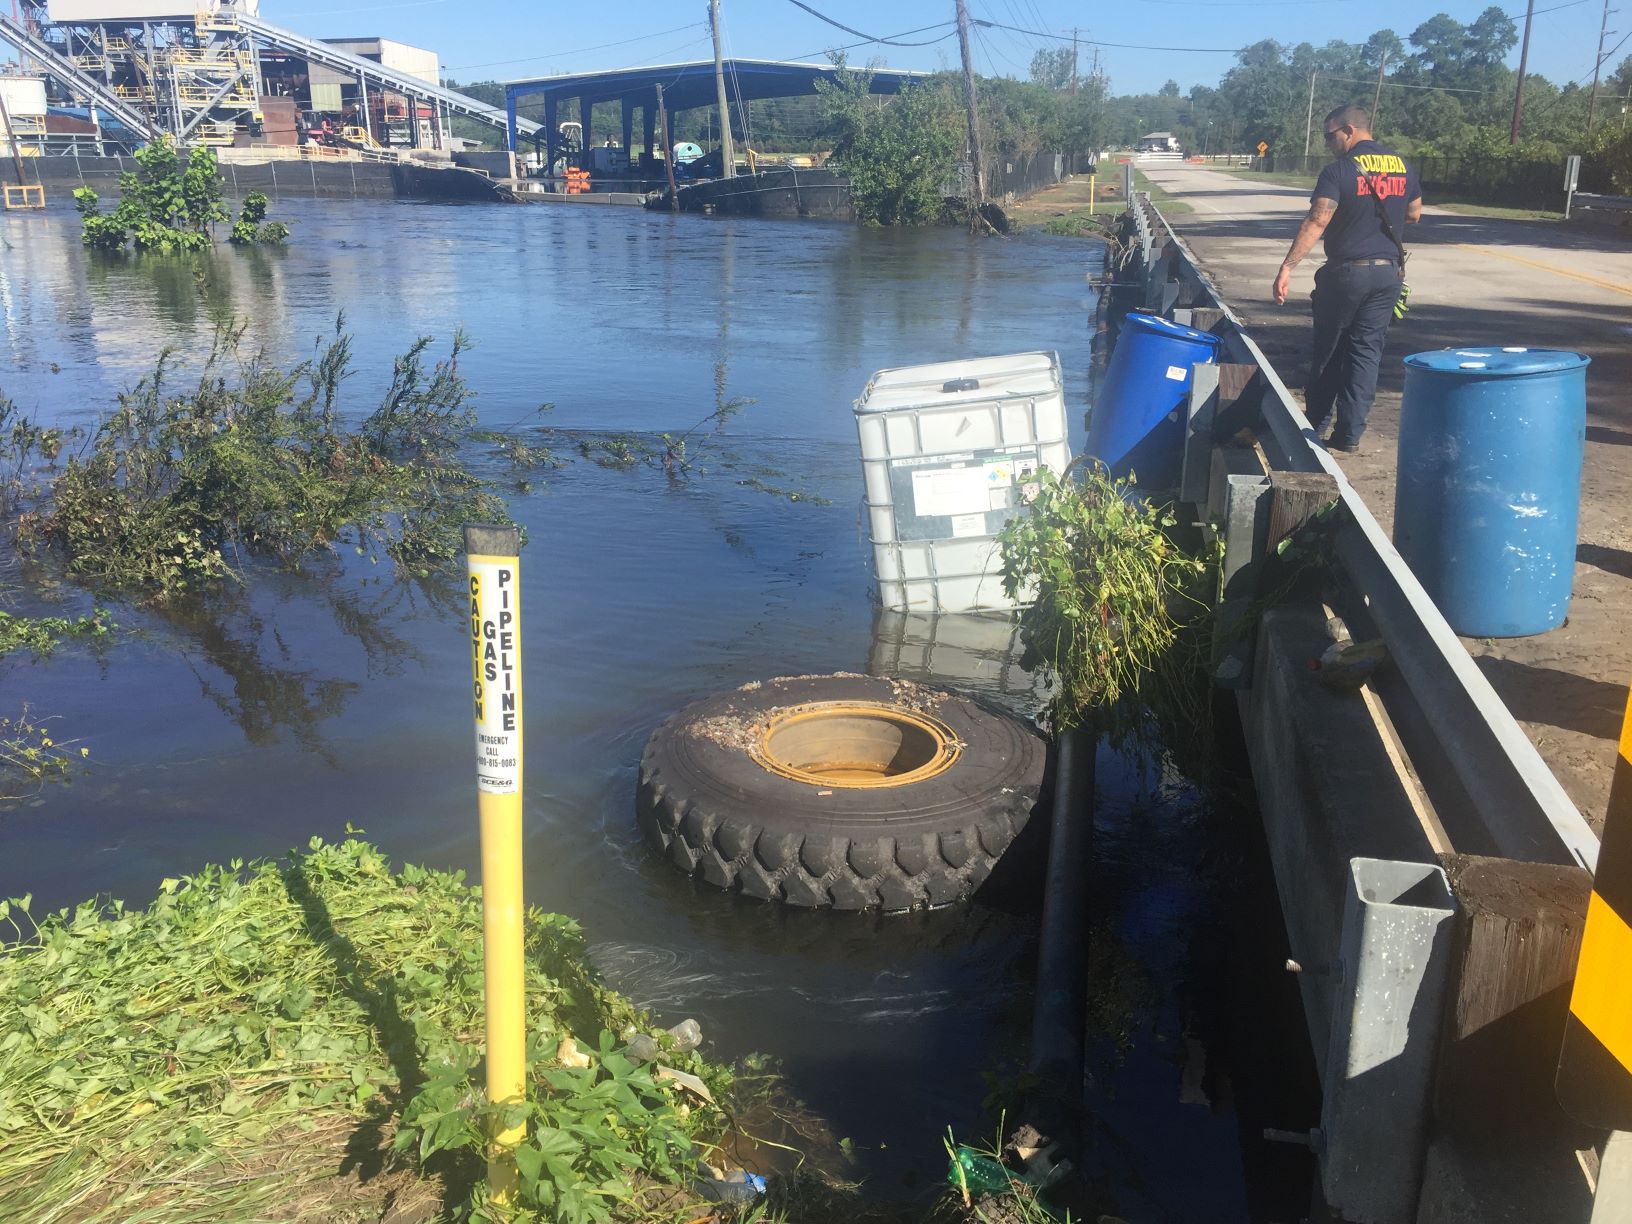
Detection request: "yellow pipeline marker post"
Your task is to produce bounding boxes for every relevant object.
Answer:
[1559,683,1632,1220]
[465,524,526,1205]
[1088,174,1096,215]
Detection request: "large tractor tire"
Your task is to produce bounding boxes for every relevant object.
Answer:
[636,673,1046,912]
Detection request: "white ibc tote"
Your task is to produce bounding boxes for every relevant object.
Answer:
[853,351,1071,613]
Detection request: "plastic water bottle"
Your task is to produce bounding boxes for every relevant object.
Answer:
[624,1034,660,1064]
[665,1019,702,1053]
[693,1168,766,1203]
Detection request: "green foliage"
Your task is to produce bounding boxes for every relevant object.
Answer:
[1175,7,1612,160]
[0,607,110,658]
[0,705,87,800]
[7,319,511,599]
[73,137,232,253]
[0,837,729,1219]
[1030,47,1075,92]
[817,58,962,226]
[398,1031,722,1223]
[998,466,1209,741]
[228,190,289,245]
[1040,208,1113,238]
[0,395,68,516]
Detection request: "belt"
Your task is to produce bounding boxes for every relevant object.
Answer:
[1338,257,1397,266]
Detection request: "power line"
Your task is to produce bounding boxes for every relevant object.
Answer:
[788,22,959,61]
[449,23,707,73]
[1322,72,1498,94]
[781,0,957,47]
[973,18,1243,52]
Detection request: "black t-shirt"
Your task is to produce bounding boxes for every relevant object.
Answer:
[1312,140,1421,263]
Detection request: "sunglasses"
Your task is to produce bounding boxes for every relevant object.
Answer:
[1324,127,1347,144]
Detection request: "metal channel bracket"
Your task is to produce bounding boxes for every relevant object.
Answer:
[1321,858,1457,1224]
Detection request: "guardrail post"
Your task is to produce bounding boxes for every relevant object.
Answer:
[1321,858,1456,1224]
[1181,362,1218,506]
[1210,469,1271,688]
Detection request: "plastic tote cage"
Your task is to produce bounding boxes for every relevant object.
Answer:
[854,351,1071,613]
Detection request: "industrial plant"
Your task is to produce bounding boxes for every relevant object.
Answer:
[0,0,529,157]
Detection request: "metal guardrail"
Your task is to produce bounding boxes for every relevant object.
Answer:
[1126,191,1601,872]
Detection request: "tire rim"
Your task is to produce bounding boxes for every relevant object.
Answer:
[750,701,962,789]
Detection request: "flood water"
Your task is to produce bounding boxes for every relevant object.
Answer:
[1,197,1310,1220]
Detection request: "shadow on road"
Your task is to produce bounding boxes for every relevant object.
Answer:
[1472,654,1627,741]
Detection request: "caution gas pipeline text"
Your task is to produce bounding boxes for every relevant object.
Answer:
[469,558,522,794]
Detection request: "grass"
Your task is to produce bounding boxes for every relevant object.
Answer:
[1213,166,1317,191]
[1130,167,1193,214]
[0,837,737,1222]
[1425,196,1564,221]
[1213,167,1565,220]
[1038,207,1117,238]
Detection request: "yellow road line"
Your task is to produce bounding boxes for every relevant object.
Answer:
[1452,243,1632,298]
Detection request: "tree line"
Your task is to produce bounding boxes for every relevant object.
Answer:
[449,9,1632,197]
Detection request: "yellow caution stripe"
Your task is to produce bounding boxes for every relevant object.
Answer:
[1569,891,1632,1074]
[1557,684,1632,1128]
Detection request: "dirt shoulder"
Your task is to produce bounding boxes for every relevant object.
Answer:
[1049,165,1632,830]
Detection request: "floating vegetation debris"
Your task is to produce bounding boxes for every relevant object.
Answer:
[998,465,1211,744]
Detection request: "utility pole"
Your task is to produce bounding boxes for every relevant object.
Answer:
[955,0,985,206]
[655,83,679,210]
[1302,70,1317,158]
[1587,0,1617,135]
[1510,0,1536,143]
[1069,27,1079,96]
[708,0,735,178]
[1371,51,1389,128]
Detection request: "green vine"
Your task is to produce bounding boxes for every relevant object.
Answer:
[998,465,1211,745]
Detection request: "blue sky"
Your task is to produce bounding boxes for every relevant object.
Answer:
[269,0,1626,97]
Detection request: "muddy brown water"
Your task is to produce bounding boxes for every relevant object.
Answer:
[0,196,1313,1220]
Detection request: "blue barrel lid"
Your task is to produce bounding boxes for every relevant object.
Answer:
[1122,311,1221,350]
[1404,347,1590,377]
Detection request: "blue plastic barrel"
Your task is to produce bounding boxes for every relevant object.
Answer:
[1393,347,1590,637]
[1086,312,1220,488]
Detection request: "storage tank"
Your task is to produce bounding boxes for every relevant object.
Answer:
[854,351,1071,614]
[0,77,47,135]
[1393,347,1590,637]
[1085,311,1219,489]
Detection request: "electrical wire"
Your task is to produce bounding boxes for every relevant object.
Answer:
[1321,73,1498,94]
[973,19,1244,53]
[780,0,955,47]
[449,23,707,73]
[786,23,958,62]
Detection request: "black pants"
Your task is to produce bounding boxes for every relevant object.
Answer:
[1305,261,1400,445]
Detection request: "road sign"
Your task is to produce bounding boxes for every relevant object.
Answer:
[1557,683,1632,1128]
[1257,141,1268,155]
[1564,153,1582,221]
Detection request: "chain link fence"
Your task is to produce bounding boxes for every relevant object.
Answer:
[986,151,1066,200]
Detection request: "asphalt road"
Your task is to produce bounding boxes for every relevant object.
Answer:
[1138,161,1632,829]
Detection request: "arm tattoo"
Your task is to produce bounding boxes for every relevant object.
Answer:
[1280,198,1337,270]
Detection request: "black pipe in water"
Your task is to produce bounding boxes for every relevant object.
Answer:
[1025,727,1097,1154]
